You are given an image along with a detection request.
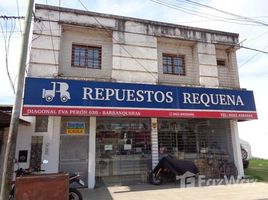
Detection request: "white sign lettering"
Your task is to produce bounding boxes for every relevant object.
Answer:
[82,87,174,103]
[183,93,244,107]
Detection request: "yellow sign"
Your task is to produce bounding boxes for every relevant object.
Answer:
[67,129,84,134]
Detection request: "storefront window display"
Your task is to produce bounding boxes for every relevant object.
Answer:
[95,118,151,185]
[158,119,235,178]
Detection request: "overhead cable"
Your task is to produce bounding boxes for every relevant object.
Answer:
[77,0,158,81]
[240,45,268,54]
[239,45,268,68]
[150,0,267,26]
[45,0,58,67]
[16,0,22,35]
[0,18,16,93]
[176,0,268,26]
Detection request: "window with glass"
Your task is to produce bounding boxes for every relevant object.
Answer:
[71,44,101,69]
[162,54,186,75]
[95,118,151,185]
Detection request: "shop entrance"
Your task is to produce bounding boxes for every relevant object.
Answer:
[59,117,89,186]
[95,118,151,185]
[158,119,235,178]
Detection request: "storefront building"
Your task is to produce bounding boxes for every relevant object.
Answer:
[18,4,257,188]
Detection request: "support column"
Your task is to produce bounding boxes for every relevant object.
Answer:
[151,118,159,169]
[48,116,60,173]
[230,120,244,177]
[88,117,96,188]
[196,42,219,87]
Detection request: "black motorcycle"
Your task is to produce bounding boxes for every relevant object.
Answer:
[69,173,85,200]
[148,155,199,185]
[9,160,84,200]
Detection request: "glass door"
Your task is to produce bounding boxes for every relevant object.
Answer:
[95,118,151,186]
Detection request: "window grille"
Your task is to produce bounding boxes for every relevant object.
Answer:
[30,136,43,170]
[71,44,101,69]
[163,54,186,75]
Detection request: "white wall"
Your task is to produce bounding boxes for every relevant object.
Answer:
[230,120,244,177]
[15,119,35,170]
[112,31,158,84]
[196,43,219,87]
[29,19,61,77]
[88,117,96,189]
[15,116,60,173]
[42,116,60,173]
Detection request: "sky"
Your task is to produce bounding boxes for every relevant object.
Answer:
[0,0,267,159]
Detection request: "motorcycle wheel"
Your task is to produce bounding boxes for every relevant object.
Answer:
[8,187,15,200]
[8,195,14,200]
[148,172,162,185]
[69,188,83,200]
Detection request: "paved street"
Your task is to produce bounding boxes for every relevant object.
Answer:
[81,182,268,200]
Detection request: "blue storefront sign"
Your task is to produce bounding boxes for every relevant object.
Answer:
[22,77,257,120]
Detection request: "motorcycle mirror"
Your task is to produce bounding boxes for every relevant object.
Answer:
[42,160,48,164]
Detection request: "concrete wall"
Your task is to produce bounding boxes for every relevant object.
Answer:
[44,117,61,172]
[14,117,60,173]
[29,4,240,88]
[29,17,61,77]
[216,48,240,88]
[195,43,219,87]
[88,117,96,188]
[15,123,33,170]
[112,30,158,84]
[158,38,199,86]
[59,26,113,81]
[230,120,244,176]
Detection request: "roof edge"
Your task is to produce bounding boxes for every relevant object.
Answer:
[35,4,239,38]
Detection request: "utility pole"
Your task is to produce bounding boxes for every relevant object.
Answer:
[0,0,34,199]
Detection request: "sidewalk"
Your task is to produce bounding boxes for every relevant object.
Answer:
[80,182,268,200]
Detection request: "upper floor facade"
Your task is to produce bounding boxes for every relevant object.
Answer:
[28,4,240,89]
